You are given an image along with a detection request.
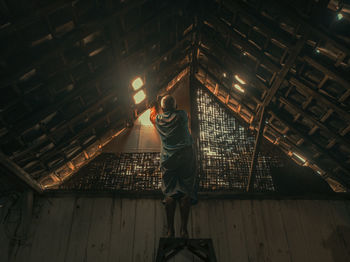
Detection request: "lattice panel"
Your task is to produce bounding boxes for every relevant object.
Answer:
[56,153,162,191]
[195,87,282,192]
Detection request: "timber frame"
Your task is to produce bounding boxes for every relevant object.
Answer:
[1,0,350,191]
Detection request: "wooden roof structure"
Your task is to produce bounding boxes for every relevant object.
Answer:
[1,0,350,192]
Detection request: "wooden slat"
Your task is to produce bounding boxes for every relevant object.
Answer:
[297,200,333,261]
[222,200,249,262]
[107,197,123,262]
[7,198,350,262]
[154,199,167,260]
[327,200,350,259]
[260,201,292,262]
[116,198,137,262]
[318,200,350,262]
[27,197,75,262]
[279,200,311,261]
[240,200,270,262]
[192,200,210,262]
[85,198,113,262]
[207,200,229,261]
[65,197,94,262]
[133,198,156,262]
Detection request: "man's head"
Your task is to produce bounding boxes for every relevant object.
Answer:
[161,95,176,112]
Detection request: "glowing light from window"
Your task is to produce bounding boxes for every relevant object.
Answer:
[137,109,153,126]
[133,90,146,104]
[337,13,343,20]
[234,84,245,93]
[292,152,306,163]
[315,48,321,54]
[223,72,227,77]
[132,77,144,91]
[234,75,246,85]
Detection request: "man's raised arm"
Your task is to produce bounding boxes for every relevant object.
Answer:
[149,104,158,125]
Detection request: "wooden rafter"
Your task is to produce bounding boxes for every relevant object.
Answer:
[247,33,308,191]
[0,152,43,193]
[0,0,176,89]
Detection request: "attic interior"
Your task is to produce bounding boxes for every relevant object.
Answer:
[1,0,350,261]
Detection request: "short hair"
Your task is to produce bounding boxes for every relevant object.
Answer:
[161,95,176,112]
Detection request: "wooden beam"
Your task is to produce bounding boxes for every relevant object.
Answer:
[247,33,308,192]
[221,0,296,48]
[290,77,350,122]
[0,1,175,89]
[269,109,350,178]
[2,36,192,144]
[278,96,350,149]
[0,152,43,193]
[207,14,280,73]
[303,56,350,91]
[199,48,263,106]
[199,29,269,92]
[224,0,350,56]
[197,63,256,117]
[0,0,148,37]
[246,106,266,192]
[260,34,308,111]
[277,0,350,56]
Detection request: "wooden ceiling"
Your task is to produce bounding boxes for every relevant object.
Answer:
[1,0,350,191]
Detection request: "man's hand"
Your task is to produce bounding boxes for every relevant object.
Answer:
[149,102,158,125]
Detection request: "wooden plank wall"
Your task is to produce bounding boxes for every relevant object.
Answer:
[1,197,350,262]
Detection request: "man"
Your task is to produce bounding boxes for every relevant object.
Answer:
[150,95,197,238]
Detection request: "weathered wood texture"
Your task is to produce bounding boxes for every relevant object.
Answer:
[1,197,349,262]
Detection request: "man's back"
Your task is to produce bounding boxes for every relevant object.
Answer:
[154,109,193,164]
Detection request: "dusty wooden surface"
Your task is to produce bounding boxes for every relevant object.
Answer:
[1,197,349,262]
